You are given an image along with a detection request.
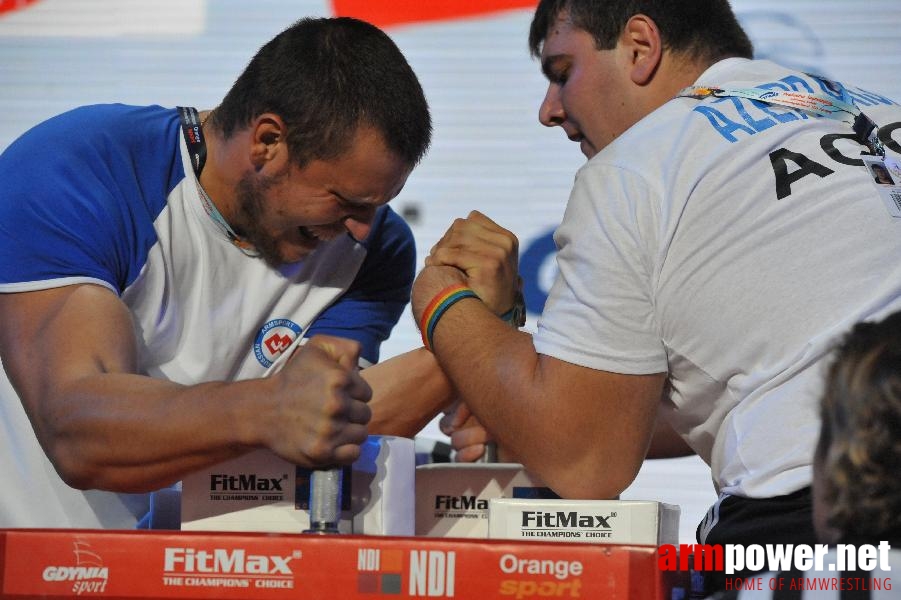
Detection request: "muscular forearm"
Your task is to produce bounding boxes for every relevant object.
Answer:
[412,214,663,496]
[39,374,271,492]
[48,347,454,492]
[0,286,257,492]
[2,285,372,495]
[428,304,578,490]
[363,347,455,437]
[429,299,660,499]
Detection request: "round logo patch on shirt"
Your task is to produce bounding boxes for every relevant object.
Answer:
[254,318,303,368]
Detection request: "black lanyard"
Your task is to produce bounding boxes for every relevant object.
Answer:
[177,106,207,177]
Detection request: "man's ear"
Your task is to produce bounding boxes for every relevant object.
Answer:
[249,113,287,171]
[621,14,663,86]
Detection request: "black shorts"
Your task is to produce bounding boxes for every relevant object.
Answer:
[697,487,817,596]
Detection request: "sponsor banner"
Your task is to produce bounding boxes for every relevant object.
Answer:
[0,529,687,599]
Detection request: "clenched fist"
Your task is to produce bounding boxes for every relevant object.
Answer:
[259,335,372,468]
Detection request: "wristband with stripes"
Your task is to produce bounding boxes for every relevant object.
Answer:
[419,283,479,351]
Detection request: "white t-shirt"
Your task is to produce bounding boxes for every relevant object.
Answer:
[0,104,415,527]
[533,58,901,498]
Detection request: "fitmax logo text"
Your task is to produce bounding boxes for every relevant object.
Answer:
[164,548,293,575]
[209,474,285,492]
[521,511,614,528]
[435,495,488,510]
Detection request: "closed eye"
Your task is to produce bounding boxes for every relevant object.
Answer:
[332,190,367,209]
[542,56,570,85]
[547,68,568,85]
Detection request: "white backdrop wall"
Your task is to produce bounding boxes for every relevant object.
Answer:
[2,0,900,542]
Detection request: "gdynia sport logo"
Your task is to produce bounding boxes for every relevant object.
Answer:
[658,541,893,592]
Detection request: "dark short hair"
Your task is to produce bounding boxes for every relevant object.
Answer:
[528,0,753,63]
[817,310,901,545]
[214,17,431,168]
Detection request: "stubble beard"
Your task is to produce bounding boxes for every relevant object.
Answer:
[231,171,288,269]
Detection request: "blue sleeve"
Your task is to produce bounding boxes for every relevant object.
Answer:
[307,206,416,364]
[0,104,182,293]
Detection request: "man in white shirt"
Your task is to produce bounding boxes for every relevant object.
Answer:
[411,2,901,594]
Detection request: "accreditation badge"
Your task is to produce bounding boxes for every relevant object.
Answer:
[862,154,901,218]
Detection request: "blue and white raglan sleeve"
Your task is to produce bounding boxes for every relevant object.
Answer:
[307,206,416,365]
[0,105,174,294]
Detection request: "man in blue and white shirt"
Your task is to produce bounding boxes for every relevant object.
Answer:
[0,17,510,529]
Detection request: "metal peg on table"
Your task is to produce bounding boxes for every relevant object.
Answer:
[477,441,498,463]
[303,468,343,534]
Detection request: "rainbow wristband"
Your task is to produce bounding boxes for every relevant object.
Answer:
[419,283,479,351]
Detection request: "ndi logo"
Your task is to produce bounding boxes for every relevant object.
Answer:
[253,318,302,367]
[409,551,455,597]
[356,550,456,597]
[357,548,403,595]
